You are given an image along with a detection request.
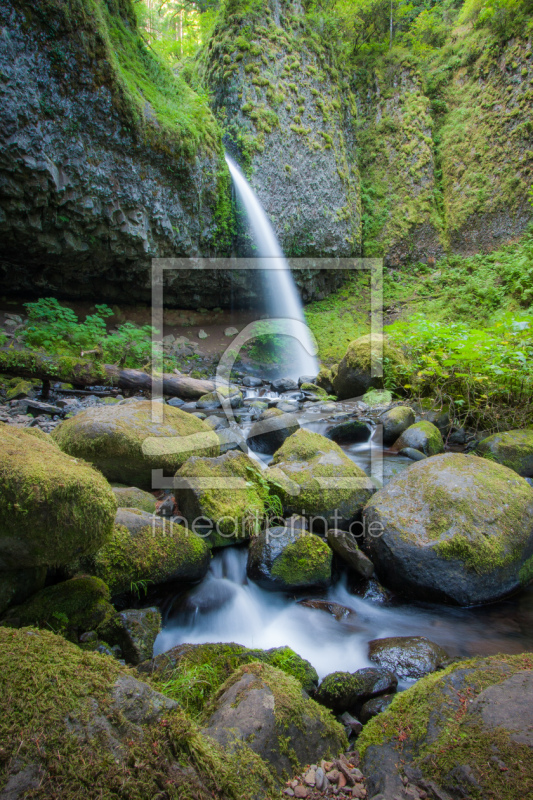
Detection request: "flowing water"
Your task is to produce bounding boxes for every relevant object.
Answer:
[225,154,318,380]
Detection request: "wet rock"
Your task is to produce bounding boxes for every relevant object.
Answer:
[271,378,299,393]
[25,400,63,417]
[202,662,346,779]
[333,335,406,400]
[392,421,444,456]
[315,668,397,714]
[116,607,161,666]
[359,694,394,723]
[243,376,263,388]
[247,407,300,454]
[339,711,363,737]
[326,530,375,579]
[327,420,371,444]
[216,426,248,454]
[476,429,533,477]
[399,447,427,461]
[51,400,219,490]
[363,453,533,605]
[368,636,449,679]
[380,406,415,445]
[112,486,157,513]
[359,655,533,800]
[167,397,185,408]
[297,599,356,621]
[247,527,332,592]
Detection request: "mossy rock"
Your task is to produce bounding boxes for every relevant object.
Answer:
[333,334,406,400]
[315,667,397,714]
[6,379,34,400]
[476,429,533,477]
[202,662,347,779]
[247,526,332,591]
[197,386,243,410]
[361,389,393,407]
[86,508,211,595]
[0,627,277,799]
[363,453,533,605]
[112,486,157,513]
[247,407,300,455]
[358,653,533,800]
[175,451,268,547]
[0,566,47,616]
[380,406,415,445]
[0,424,116,570]
[139,641,319,714]
[268,428,373,528]
[392,421,444,456]
[0,576,118,643]
[300,382,328,397]
[316,366,335,394]
[51,400,220,490]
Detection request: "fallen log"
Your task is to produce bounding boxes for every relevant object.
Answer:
[0,349,215,400]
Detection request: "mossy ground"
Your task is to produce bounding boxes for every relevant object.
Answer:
[357,653,533,800]
[0,626,278,800]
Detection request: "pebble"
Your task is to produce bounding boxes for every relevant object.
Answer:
[293,787,309,799]
[304,769,316,786]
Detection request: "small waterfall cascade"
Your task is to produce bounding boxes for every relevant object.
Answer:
[225,154,318,380]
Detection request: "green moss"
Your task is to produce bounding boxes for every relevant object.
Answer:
[112,486,157,513]
[270,533,332,587]
[395,420,444,455]
[476,429,533,476]
[0,626,278,799]
[89,519,210,595]
[357,653,533,800]
[0,424,116,569]
[300,382,327,396]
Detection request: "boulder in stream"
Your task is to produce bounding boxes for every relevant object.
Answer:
[391,420,444,456]
[476,428,533,476]
[247,407,300,454]
[315,667,398,714]
[333,335,406,400]
[363,453,533,605]
[380,406,415,445]
[247,526,332,591]
[52,400,220,490]
[368,636,450,679]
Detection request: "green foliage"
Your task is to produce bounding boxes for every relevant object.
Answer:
[22,298,158,369]
[161,662,221,715]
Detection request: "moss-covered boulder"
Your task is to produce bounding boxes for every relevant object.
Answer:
[316,366,336,394]
[391,420,444,456]
[112,486,157,513]
[315,667,398,714]
[175,451,268,547]
[247,407,300,455]
[268,429,373,529]
[0,576,118,643]
[363,453,533,605]
[202,662,347,779]
[0,627,277,800]
[86,508,211,595]
[247,526,332,591]
[139,641,319,713]
[51,400,220,490]
[333,334,406,400]
[380,406,415,445]
[358,654,533,800]
[0,424,116,570]
[197,386,243,410]
[476,429,533,477]
[0,567,47,616]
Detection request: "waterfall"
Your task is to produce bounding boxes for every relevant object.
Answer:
[225,154,318,380]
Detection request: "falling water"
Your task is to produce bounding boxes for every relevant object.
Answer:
[225,154,318,380]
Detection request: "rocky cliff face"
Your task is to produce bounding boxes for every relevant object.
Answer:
[201,0,361,259]
[0,0,235,308]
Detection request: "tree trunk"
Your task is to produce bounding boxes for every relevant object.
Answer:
[0,349,215,400]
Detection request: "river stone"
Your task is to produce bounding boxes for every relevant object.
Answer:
[0,566,47,616]
[116,607,161,666]
[368,636,450,680]
[315,668,398,714]
[202,662,346,779]
[326,530,375,579]
[358,654,533,800]
[271,377,299,393]
[359,694,394,724]
[242,376,263,387]
[175,451,267,547]
[327,420,371,444]
[267,429,373,530]
[399,446,427,461]
[380,406,415,445]
[363,453,533,605]
[333,335,406,400]
[476,429,533,476]
[0,425,116,570]
[247,526,332,592]
[51,400,220,490]
[391,421,444,456]
[112,486,156,513]
[83,509,211,595]
[216,426,248,454]
[247,407,300,454]
[138,641,319,695]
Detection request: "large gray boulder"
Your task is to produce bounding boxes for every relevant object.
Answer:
[358,654,533,800]
[202,662,346,778]
[363,453,533,605]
